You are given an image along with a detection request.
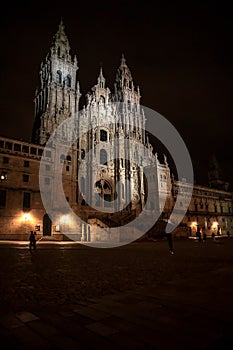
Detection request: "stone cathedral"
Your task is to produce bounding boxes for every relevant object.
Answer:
[30,20,171,242]
[0,21,232,241]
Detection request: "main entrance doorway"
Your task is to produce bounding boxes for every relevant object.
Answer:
[43,214,52,236]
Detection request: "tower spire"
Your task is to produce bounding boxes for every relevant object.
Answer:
[113,54,140,105]
[115,53,133,88]
[51,19,71,60]
[97,66,105,88]
[120,53,127,67]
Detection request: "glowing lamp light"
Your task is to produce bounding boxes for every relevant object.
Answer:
[191,221,197,227]
[60,215,69,223]
[212,221,218,229]
[24,213,31,221]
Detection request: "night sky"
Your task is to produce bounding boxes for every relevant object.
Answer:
[1,0,232,187]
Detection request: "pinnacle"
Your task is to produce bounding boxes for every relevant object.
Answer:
[120,53,127,67]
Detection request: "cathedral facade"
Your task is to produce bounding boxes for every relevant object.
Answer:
[0,22,233,242]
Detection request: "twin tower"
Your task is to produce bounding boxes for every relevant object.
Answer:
[32,20,143,146]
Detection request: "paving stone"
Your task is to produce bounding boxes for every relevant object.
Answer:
[86,321,118,336]
[73,305,111,321]
[27,319,59,338]
[47,334,84,350]
[15,311,39,323]
[37,308,114,349]
[0,312,24,329]
[109,332,147,350]
[11,325,51,349]
[101,315,134,333]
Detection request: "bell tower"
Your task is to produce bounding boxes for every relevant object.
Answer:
[113,54,145,144]
[32,20,81,145]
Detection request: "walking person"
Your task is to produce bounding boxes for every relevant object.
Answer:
[198,231,202,243]
[203,230,207,242]
[29,231,36,251]
[166,219,175,255]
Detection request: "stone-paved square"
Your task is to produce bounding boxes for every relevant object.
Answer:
[0,238,233,349]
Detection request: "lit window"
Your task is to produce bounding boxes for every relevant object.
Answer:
[0,172,7,181]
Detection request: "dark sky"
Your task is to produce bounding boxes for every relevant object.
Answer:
[0,0,232,187]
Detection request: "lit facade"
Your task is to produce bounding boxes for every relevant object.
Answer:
[0,21,232,241]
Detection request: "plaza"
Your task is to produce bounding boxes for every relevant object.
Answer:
[0,238,233,349]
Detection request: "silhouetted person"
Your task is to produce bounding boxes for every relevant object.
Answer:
[166,219,175,255]
[203,231,207,242]
[227,231,230,238]
[211,231,215,240]
[197,227,202,242]
[29,231,36,251]
[198,232,202,242]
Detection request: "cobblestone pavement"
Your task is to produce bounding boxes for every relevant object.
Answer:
[0,238,233,349]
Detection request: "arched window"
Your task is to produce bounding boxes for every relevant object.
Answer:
[100,149,107,165]
[81,149,85,160]
[67,75,71,88]
[66,155,71,162]
[56,70,62,84]
[100,129,107,142]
